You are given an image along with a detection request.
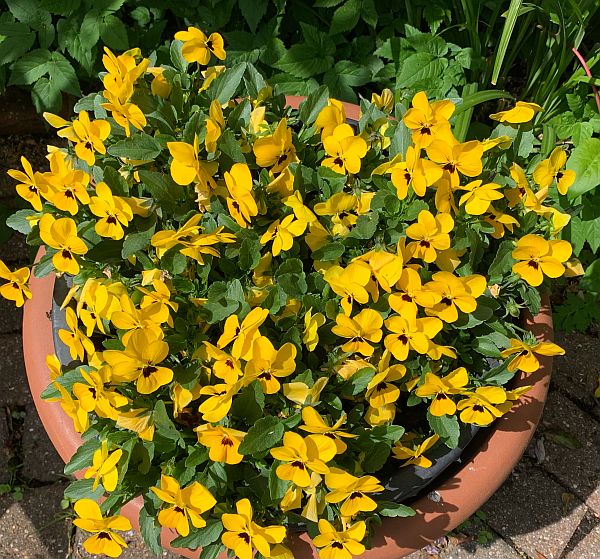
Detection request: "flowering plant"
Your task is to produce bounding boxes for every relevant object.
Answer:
[1,29,579,559]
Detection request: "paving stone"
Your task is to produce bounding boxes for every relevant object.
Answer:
[0,297,23,334]
[552,332,600,420]
[73,527,180,558]
[0,413,11,484]
[0,483,70,559]
[0,334,32,407]
[536,390,600,515]
[482,459,587,559]
[564,519,600,559]
[406,535,523,558]
[21,405,65,483]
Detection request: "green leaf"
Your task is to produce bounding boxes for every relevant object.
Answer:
[208,63,247,104]
[202,281,241,323]
[330,0,361,35]
[161,251,187,276]
[9,49,51,85]
[108,134,163,160]
[347,213,379,240]
[137,170,179,208]
[219,129,245,163]
[64,478,104,500]
[488,239,515,283]
[64,438,100,475]
[139,505,163,556]
[6,209,36,234]
[33,250,58,279]
[170,39,187,72]
[298,85,330,125]
[153,400,181,441]
[231,381,264,423]
[102,166,129,196]
[396,52,446,89]
[238,0,268,33]
[238,416,284,455]
[324,60,371,102]
[491,0,523,85]
[0,22,36,65]
[378,501,416,517]
[341,367,375,397]
[567,138,600,198]
[312,242,345,261]
[31,77,62,113]
[270,73,319,97]
[363,442,390,472]
[428,413,460,448]
[122,228,154,259]
[239,237,261,271]
[171,519,223,549]
[46,52,80,96]
[100,14,129,51]
[275,31,334,79]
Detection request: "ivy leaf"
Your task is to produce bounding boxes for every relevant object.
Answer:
[238,416,284,455]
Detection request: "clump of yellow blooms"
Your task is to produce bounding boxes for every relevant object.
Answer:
[1,28,578,558]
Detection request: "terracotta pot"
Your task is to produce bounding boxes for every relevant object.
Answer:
[22,96,555,558]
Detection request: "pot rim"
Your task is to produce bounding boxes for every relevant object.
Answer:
[22,98,555,559]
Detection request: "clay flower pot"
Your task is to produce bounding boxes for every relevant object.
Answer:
[22,99,556,558]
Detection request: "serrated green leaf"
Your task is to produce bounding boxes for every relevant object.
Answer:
[9,49,51,85]
[567,138,600,198]
[330,0,361,35]
[139,505,163,556]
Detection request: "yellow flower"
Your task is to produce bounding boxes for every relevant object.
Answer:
[490,101,543,124]
[84,440,122,491]
[174,27,226,64]
[225,162,258,228]
[116,408,154,441]
[500,338,565,373]
[148,67,171,98]
[40,150,90,215]
[390,147,443,199]
[221,498,286,559]
[88,182,133,240]
[371,88,394,112]
[73,367,128,420]
[280,472,325,522]
[424,271,487,323]
[303,308,326,351]
[138,279,179,324]
[533,147,576,195]
[484,207,520,239]
[195,424,246,464]
[353,249,404,302]
[151,474,216,537]
[260,214,307,256]
[202,342,243,383]
[325,468,383,516]
[205,99,225,152]
[0,260,31,307]
[512,234,572,286]
[46,354,62,381]
[299,407,356,454]
[199,65,226,91]
[321,123,368,175]
[244,336,297,394]
[151,213,203,255]
[270,432,336,487]
[54,382,89,433]
[103,329,173,394]
[405,210,454,263]
[253,118,297,173]
[331,309,383,357]
[392,434,439,467]
[403,91,454,148]
[217,307,269,360]
[102,47,148,102]
[109,293,168,343]
[283,377,328,406]
[426,139,483,186]
[388,268,438,315]
[313,519,366,559]
[365,350,406,408]
[73,499,132,558]
[457,386,508,425]
[101,91,147,137]
[415,367,469,416]
[323,261,371,315]
[458,180,503,215]
[315,98,346,139]
[7,156,47,211]
[58,308,94,361]
[384,307,443,361]
[198,380,242,422]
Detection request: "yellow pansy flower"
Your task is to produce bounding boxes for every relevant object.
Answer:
[205,99,225,152]
[109,293,169,343]
[73,499,131,558]
[221,498,286,559]
[533,147,576,195]
[313,519,366,559]
[315,98,346,139]
[260,214,307,256]
[457,386,508,425]
[283,190,318,224]
[283,377,328,406]
[371,88,394,112]
[84,440,122,491]
[73,367,128,420]
[353,249,404,300]
[280,471,325,522]
[151,213,202,256]
[40,150,90,215]
[253,118,297,173]
[403,91,455,148]
[490,101,543,124]
[415,367,469,416]
[101,91,147,137]
[54,382,89,433]
[167,135,218,188]
[325,468,383,516]
[88,182,133,240]
[500,338,565,373]
[392,434,439,468]
[138,279,179,323]
[384,307,443,361]
[151,474,217,537]
[58,307,94,361]
[433,173,458,214]
[389,268,438,315]
[217,307,269,360]
[244,336,297,394]
[225,162,258,228]
[390,145,443,199]
[7,155,47,211]
[202,342,243,384]
[102,47,148,102]
[195,424,246,464]
[405,210,454,263]
[116,408,154,441]
[424,271,487,323]
[148,67,171,98]
[512,234,572,286]
[458,180,503,215]
[323,261,371,315]
[321,123,368,175]
[426,139,483,186]
[365,350,406,408]
[484,207,520,239]
[0,260,31,308]
[331,308,383,357]
[46,354,62,381]
[198,380,242,423]
[174,27,226,64]
[199,65,226,91]
[303,308,326,351]
[299,407,356,454]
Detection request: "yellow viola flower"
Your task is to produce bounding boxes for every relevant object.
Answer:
[299,407,356,454]
[244,336,297,394]
[315,98,346,139]
[389,268,438,315]
[403,91,455,148]
[198,380,242,422]
[175,27,226,64]
[260,214,307,256]
[116,408,154,441]
[533,147,576,195]
[371,88,394,112]
[500,338,565,373]
[199,65,226,91]
[109,294,169,343]
[313,519,366,559]
[303,308,326,351]
[426,139,484,186]
[46,354,62,381]
[280,472,325,522]
[84,440,122,491]
[384,307,443,361]
[283,377,328,406]
[490,101,543,124]
[88,182,133,240]
[7,156,47,211]
[171,383,195,417]
[270,431,337,487]
[151,213,203,255]
[221,498,286,559]
[314,192,357,236]
[205,99,225,153]
[564,258,585,277]
[392,434,439,468]
[458,180,503,215]
[457,386,508,425]
[148,67,171,98]
[405,210,454,263]
[323,261,371,315]
[151,474,217,537]
[167,135,214,187]
[390,145,443,199]
[101,91,147,137]
[432,174,458,214]
[225,162,259,228]
[415,367,469,416]
[284,190,318,225]
[353,250,404,300]
[73,367,128,420]
[253,118,297,173]
[0,260,31,307]
[484,207,520,239]
[40,150,90,215]
[138,279,179,319]
[365,401,397,426]
[54,382,89,433]
[195,424,246,464]
[73,499,132,558]
[202,342,243,384]
[331,308,383,357]
[102,47,148,101]
[424,271,487,323]
[325,468,383,516]
[58,307,94,361]
[512,234,572,286]
[217,307,269,360]
[365,350,406,408]
[321,123,368,175]
[103,329,173,394]
[481,135,512,151]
